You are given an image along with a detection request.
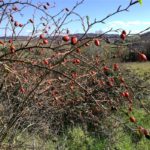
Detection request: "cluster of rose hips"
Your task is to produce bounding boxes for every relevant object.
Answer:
[62,35,101,46]
[119,72,149,139]
[120,30,147,61]
[0,38,16,53]
[62,35,78,45]
[43,2,50,10]
[39,34,49,45]
[9,8,34,26]
[9,14,23,27]
[119,72,149,138]
[16,31,149,138]
[102,63,149,139]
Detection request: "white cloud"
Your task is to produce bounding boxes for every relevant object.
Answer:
[108,21,150,28]
[102,21,150,33]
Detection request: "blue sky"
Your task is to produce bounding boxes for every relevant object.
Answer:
[1,0,150,35]
[53,0,150,33]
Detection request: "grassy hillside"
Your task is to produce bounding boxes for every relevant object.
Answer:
[125,62,150,78]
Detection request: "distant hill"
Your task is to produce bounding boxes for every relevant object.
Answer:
[0,36,30,40]
[1,32,150,41]
[0,33,120,40]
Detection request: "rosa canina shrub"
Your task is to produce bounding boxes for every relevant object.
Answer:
[0,0,149,146]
